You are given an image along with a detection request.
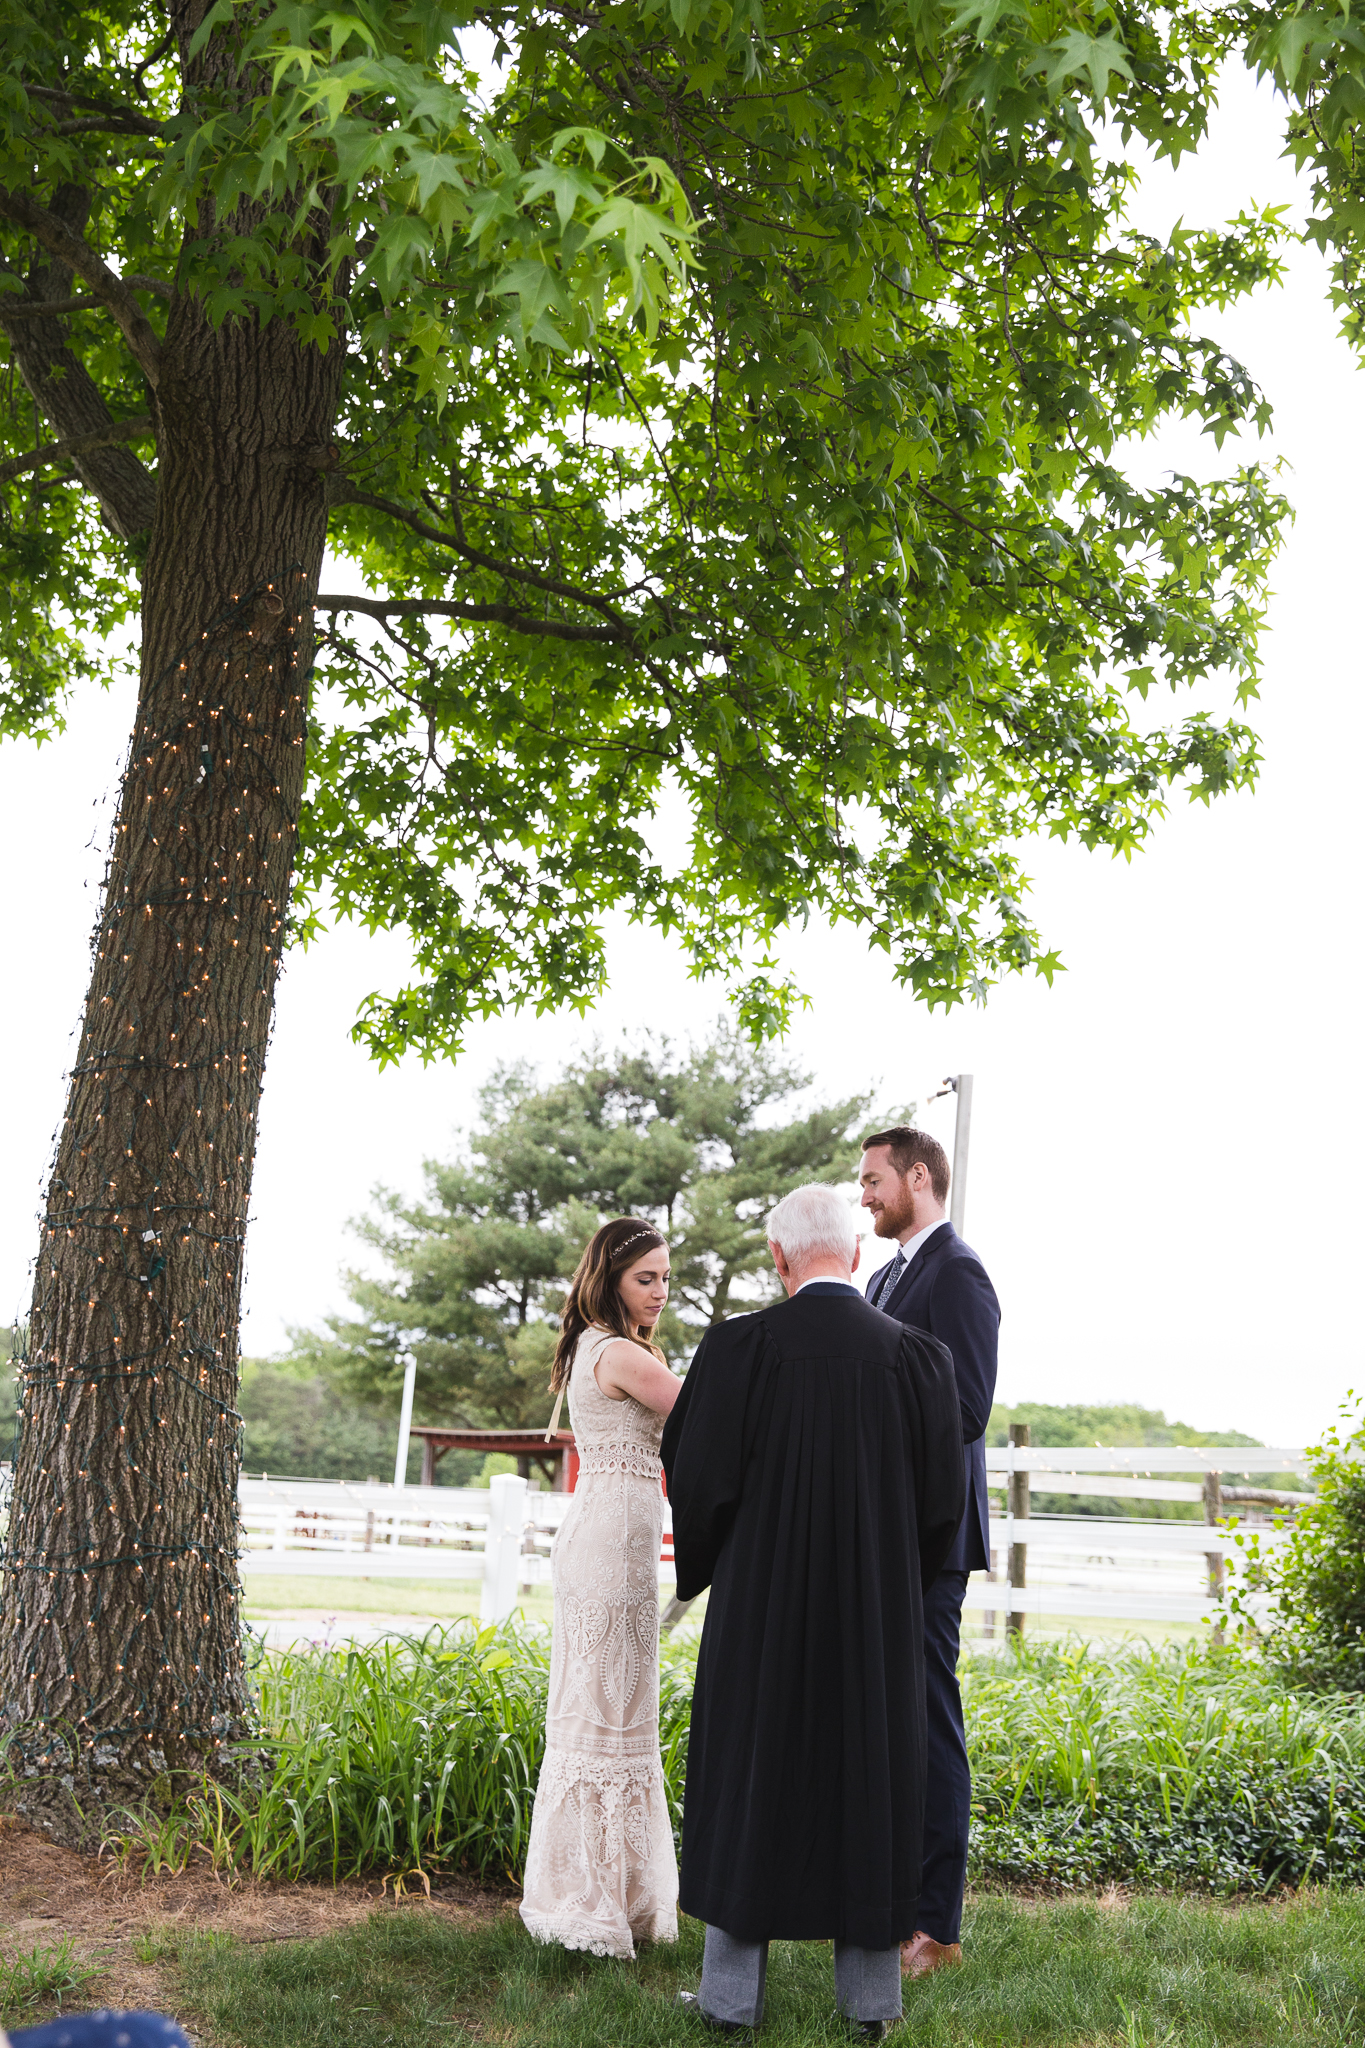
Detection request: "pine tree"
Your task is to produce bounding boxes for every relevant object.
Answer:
[289,1024,877,1428]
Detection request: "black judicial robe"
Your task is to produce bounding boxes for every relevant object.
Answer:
[660,1284,965,1950]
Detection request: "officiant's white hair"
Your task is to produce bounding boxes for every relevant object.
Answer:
[766,1183,858,1268]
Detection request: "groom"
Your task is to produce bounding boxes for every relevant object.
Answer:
[859,1125,1000,1979]
[661,1183,965,2038]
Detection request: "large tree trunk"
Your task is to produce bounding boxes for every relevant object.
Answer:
[0,285,341,1808]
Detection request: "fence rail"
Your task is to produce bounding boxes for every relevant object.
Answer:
[983,1445,1310,1476]
[235,1448,1310,1633]
[973,1446,1309,1636]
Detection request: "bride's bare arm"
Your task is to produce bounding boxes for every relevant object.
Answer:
[595,1339,682,1416]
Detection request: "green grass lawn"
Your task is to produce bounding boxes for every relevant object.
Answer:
[241,1577,557,1630]
[164,1892,1365,2048]
[240,1574,1205,1653]
[241,1574,482,1616]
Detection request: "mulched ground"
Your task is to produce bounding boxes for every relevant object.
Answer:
[0,1814,518,2026]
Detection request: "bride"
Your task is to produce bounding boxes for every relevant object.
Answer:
[519,1217,682,1959]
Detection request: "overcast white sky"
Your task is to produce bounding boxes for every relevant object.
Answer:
[1,69,1360,1448]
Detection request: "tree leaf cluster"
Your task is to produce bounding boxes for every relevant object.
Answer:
[931,0,1365,374]
[285,1021,877,1427]
[237,1355,436,1483]
[0,0,1295,1062]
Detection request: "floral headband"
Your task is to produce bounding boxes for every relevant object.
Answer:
[612,1227,662,1259]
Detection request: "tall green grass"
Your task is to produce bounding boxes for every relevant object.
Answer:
[111,1618,693,1886]
[236,1622,550,1881]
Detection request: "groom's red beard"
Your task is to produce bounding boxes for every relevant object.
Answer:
[871,1185,915,1238]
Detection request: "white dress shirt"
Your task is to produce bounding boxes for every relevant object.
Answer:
[898,1216,949,1264]
[792,1275,862,1294]
[866,1215,949,1303]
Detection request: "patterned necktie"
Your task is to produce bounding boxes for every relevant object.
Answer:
[872,1246,906,1307]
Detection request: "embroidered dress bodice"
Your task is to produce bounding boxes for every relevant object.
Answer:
[518,1327,678,1958]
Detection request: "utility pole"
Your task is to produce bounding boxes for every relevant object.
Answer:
[393,1348,418,1490]
[932,1072,975,1232]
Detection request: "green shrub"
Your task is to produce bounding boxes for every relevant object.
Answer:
[964,1637,1365,1891]
[1223,1394,1365,1694]
[228,1620,553,1881]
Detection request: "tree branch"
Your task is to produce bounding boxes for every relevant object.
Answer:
[0,189,162,386]
[314,593,631,648]
[329,480,636,636]
[133,29,177,99]
[0,295,104,318]
[0,415,154,487]
[0,223,158,537]
[26,84,165,138]
[0,273,172,318]
[49,115,166,139]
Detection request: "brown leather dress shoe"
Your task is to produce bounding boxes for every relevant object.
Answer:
[900,1931,963,1979]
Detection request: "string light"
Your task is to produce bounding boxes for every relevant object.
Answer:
[2,566,314,1763]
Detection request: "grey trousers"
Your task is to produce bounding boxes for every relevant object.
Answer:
[699,1923,903,2026]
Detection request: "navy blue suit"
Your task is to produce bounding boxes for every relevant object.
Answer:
[869,1222,1000,1945]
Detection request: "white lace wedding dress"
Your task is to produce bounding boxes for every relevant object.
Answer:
[519,1326,679,1958]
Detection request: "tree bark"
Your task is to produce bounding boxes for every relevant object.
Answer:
[0,280,342,1791]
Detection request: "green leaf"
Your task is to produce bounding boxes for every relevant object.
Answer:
[1039,28,1134,103]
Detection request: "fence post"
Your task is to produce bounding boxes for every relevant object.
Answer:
[481,1473,528,1623]
[1203,1469,1225,1642]
[1007,1423,1030,1638]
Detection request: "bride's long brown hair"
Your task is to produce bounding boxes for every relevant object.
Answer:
[550,1217,669,1393]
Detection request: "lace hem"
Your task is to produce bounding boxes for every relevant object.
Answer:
[521,1744,678,1960]
[575,1447,662,1480]
[536,1746,667,1795]
[519,1904,678,1959]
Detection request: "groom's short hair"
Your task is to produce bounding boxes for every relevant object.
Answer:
[861,1124,950,1205]
[767,1183,858,1268]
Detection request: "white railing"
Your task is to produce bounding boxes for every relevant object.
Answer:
[238,1473,578,1622]
[970,1445,1310,1629]
[984,1445,1309,1478]
[237,1448,1310,1632]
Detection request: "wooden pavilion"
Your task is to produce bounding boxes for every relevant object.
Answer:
[410,1425,578,1492]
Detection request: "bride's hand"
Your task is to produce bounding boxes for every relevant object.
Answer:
[595,1340,682,1417]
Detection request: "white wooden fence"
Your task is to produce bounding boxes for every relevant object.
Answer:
[238,1446,1310,1633]
[239,1472,575,1622]
[971,1445,1310,1629]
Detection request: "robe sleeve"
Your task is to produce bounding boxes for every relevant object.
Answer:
[661,1318,760,1601]
[899,1327,968,1588]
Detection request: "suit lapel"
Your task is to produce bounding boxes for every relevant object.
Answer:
[883,1221,956,1320]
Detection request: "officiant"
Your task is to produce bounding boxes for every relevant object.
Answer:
[661,1184,965,2037]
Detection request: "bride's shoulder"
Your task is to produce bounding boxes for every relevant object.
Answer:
[575,1323,616,1357]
